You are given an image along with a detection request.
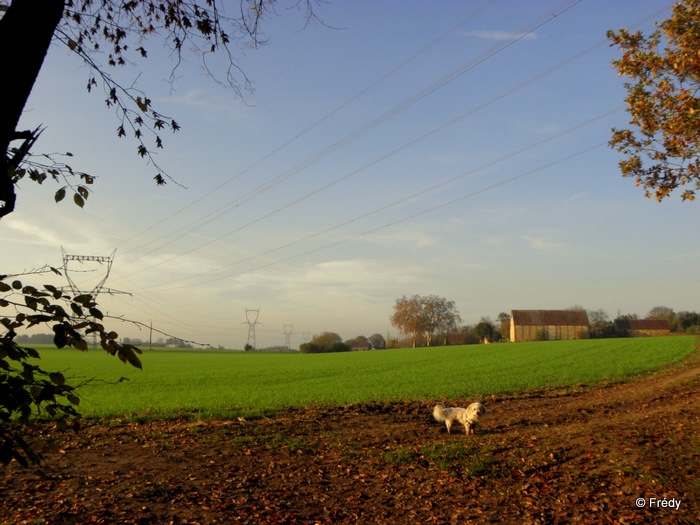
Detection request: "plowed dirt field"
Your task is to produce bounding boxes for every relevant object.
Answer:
[2,349,699,524]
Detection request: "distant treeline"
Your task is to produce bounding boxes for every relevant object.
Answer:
[14,334,193,349]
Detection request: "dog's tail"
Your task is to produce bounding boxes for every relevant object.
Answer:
[432,404,447,422]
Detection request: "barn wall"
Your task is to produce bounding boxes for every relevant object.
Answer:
[511,323,588,342]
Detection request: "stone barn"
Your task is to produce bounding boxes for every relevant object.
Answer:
[510,310,589,342]
[614,319,671,337]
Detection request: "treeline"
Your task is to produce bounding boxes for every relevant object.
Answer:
[385,322,507,349]
[387,296,699,349]
[300,304,698,354]
[300,332,387,354]
[14,334,193,349]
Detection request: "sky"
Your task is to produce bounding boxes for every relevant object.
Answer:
[2,0,699,349]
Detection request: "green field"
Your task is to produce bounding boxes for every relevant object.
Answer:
[26,336,696,420]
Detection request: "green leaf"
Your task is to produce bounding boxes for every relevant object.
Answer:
[73,294,92,305]
[44,284,62,299]
[0,282,11,292]
[88,307,104,320]
[30,386,43,400]
[73,193,85,208]
[53,329,67,349]
[24,296,38,311]
[55,188,66,203]
[49,372,65,386]
[70,303,83,317]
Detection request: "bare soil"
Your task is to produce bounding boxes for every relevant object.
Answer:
[1,350,699,524]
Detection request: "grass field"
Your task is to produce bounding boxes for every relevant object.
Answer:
[25,336,697,420]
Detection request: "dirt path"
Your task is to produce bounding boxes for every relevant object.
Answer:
[2,350,699,524]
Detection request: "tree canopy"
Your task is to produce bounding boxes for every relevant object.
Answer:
[608,0,700,201]
[300,332,350,354]
[473,321,494,344]
[390,295,461,347]
[0,0,316,219]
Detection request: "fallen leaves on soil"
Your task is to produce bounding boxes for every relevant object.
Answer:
[1,351,699,524]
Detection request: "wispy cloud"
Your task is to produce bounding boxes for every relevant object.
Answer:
[523,235,566,252]
[161,88,243,117]
[364,227,437,249]
[5,218,66,248]
[165,88,211,108]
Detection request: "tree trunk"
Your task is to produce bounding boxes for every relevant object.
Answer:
[0,0,65,219]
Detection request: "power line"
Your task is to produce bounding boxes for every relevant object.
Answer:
[126,39,619,277]
[121,0,583,264]
[120,1,586,279]
[143,124,613,293]
[115,0,499,253]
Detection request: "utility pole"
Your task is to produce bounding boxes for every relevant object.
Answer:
[243,308,261,350]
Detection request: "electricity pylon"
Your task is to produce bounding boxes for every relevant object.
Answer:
[243,308,261,350]
[283,324,294,350]
[61,247,130,297]
[60,247,129,348]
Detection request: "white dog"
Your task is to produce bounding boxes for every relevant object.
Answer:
[433,403,486,435]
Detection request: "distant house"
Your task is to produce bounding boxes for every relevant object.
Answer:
[614,319,671,337]
[351,341,371,351]
[510,310,589,342]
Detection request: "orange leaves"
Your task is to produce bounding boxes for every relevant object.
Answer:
[608,0,700,201]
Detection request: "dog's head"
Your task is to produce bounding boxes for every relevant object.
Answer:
[467,402,486,420]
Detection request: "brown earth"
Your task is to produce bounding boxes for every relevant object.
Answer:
[1,349,699,525]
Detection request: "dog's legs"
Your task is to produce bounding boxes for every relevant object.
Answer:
[445,421,452,434]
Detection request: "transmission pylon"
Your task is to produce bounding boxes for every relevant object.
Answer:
[61,247,130,297]
[283,324,294,350]
[243,308,261,350]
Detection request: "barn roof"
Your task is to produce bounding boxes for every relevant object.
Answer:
[614,319,671,330]
[511,310,589,326]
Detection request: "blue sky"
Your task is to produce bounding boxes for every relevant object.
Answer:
[3,0,698,349]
